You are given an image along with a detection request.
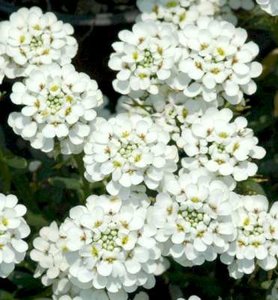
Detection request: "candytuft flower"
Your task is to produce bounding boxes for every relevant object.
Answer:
[0,7,78,79]
[177,107,266,181]
[256,0,278,16]
[137,0,255,28]
[175,18,262,105]
[61,194,164,294]
[8,64,103,155]
[109,21,180,95]
[221,194,278,279]
[0,193,30,278]
[148,169,236,267]
[84,114,178,196]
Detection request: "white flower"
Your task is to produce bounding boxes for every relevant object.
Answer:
[117,88,218,141]
[148,169,236,267]
[30,221,69,287]
[176,18,262,105]
[221,194,278,279]
[177,296,201,300]
[8,63,103,155]
[256,0,278,15]
[84,114,178,196]
[0,44,8,84]
[30,221,131,300]
[62,194,163,294]
[137,0,254,29]
[29,160,42,172]
[137,0,201,28]
[177,107,266,181]
[0,7,78,78]
[109,21,180,95]
[0,193,30,278]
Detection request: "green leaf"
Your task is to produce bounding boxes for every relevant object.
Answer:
[0,291,15,300]
[49,176,82,190]
[236,179,266,196]
[261,280,274,290]
[2,152,28,169]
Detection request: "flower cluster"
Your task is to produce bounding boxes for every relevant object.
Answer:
[137,0,254,28]
[109,17,262,106]
[30,222,125,299]
[221,194,278,279]
[84,114,178,196]
[0,1,276,299]
[177,107,266,181]
[108,21,179,95]
[148,169,236,267]
[31,192,167,298]
[176,18,262,104]
[8,64,103,154]
[0,7,77,79]
[0,193,30,278]
[116,88,219,141]
[256,0,278,15]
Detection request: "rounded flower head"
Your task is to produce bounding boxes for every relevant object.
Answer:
[177,107,266,181]
[30,221,131,300]
[175,18,262,105]
[0,193,30,278]
[84,114,178,196]
[61,194,164,294]
[256,0,278,15]
[221,194,278,279]
[30,221,69,288]
[108,21,180,95]
[0,7,78,78]
[148,169,236,267]
[137,0,254,28]
[137,0,201,29]
[8,64,103,155]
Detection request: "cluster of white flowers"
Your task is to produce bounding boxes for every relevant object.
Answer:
[176,18,262,104]
[8,64,103,155]
[31,192,166,299]
[0,7,77,80]
[177,107,266,181]
[137,0,255,27]
[0,193,30,278]
[117,88,219,140]
[109,18,262,106]
[221,194,278,279]
[30,221,134,300]
[109,21,179,95]
[84,114,178,196]
[0,1,277,299]
[256,0,278,15]
[147,169,236,267]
